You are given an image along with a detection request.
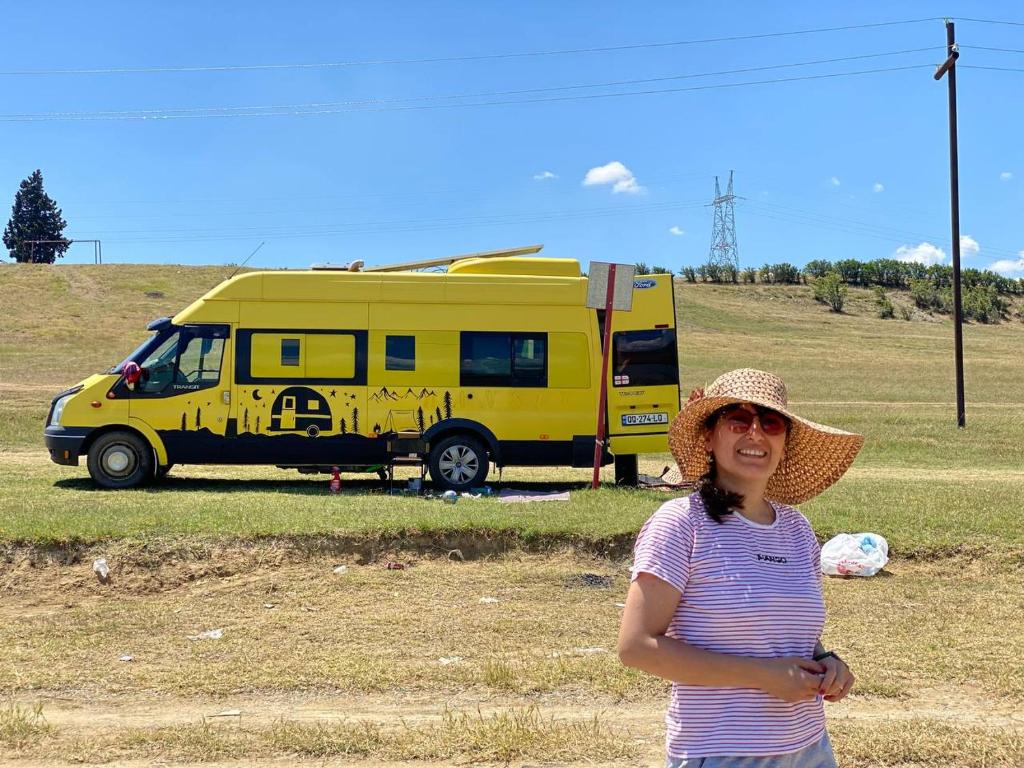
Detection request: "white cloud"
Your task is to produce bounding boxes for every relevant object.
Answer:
[894,241,947,266]
[583,161,644,194]
[669,226,685,236]
[533,170,557,181]
[960,235,980,256]
[989,252,1024,277]
[1000,171,1013,181]
[873,182,885,193]
[830,176,841,187]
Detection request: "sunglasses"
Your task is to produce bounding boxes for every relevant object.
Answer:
[717,405,789,437]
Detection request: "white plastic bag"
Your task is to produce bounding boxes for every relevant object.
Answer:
[820,533,889,577]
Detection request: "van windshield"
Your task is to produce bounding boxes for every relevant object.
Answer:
[107,328,174,374]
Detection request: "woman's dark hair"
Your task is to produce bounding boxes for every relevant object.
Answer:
[698,408,744,524]
[698,455,743,524]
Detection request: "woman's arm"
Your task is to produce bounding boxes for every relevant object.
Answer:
[618,573,826,702]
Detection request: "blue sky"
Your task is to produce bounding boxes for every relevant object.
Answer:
[3,2,1023,276]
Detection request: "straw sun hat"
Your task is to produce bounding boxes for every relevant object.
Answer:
[668,368,864,505]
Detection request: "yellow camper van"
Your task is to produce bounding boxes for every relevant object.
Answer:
[44,248,680,490]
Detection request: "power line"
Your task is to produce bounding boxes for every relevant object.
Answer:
[958,45,1024,54]
[0,49,938,120]
[960,64,1024,73]
[954,17,1024,27]
[0,64,933,122]
[0,18,945,76]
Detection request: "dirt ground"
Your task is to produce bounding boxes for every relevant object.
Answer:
[3,546,1022,767]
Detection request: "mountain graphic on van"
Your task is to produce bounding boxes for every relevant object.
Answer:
[369,386,401,402]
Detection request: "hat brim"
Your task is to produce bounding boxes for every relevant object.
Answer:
[668,396,864,505]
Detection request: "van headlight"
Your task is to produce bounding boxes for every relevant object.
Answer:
[50,394,72,426]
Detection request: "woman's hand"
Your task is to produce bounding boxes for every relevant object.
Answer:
[818,655,855,702]
[756,657,826,703]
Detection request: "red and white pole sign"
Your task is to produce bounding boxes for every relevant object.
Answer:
[586,262,635,489]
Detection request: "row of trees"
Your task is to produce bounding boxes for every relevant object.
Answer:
[656,258,1021,324]
[668,258,1024,295]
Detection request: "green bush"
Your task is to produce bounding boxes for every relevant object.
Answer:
[874,286,895,319]
[651,265,671,275]
[910,278,940,310]
[634,262,651,275]
[680,266,697,283]
[740,267,757,284]
[963,284,1006,324]
[813,272,847,313]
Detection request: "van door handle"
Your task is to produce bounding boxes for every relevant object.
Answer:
[222,391,231,404]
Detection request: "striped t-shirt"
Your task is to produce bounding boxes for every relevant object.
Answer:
[630,493,826,759]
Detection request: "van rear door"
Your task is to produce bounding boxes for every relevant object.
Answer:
[604,275,680,456]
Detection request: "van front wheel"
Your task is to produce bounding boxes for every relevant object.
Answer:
[87,431,154,489]
[428,435,488,491]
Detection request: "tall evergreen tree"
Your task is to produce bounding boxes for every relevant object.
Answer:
[3,170,69,263]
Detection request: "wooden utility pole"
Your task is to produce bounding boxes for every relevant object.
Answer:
[934,18,966,428]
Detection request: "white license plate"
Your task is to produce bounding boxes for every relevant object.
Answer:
[621,412,669,427]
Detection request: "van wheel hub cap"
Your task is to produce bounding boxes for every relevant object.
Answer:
[104,448,134,476]
[439,446,478,484]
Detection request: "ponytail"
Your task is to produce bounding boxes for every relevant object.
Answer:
[698,421,745,523]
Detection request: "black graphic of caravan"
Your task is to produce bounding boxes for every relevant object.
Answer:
[268,387,333,436]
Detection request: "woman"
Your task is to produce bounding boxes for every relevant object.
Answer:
[618,369,864,767]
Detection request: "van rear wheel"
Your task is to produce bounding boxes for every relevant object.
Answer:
[428,435,488,492]
[87,431,154,489]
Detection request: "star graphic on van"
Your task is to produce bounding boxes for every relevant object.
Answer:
[329,389,337,397]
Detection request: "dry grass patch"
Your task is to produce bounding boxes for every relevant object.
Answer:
[830,718,1024,767]
[0,699,54,750]
[822,554,1024,700]
[26,706,636,764]
[2,550,1023,707]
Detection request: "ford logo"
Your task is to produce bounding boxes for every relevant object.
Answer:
[633,279,656,289]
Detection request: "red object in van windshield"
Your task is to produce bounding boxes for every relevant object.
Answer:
[123,362,142,385]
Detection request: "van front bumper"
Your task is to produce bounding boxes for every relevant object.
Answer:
[44,426,92,466]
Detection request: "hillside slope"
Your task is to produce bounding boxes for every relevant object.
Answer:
[2,264,1022,466]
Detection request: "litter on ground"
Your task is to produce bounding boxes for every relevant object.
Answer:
[188,629,224,641]
[498,489,570,503]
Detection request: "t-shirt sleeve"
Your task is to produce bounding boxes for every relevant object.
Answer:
[630,500,696,594]
[794,510,824,586]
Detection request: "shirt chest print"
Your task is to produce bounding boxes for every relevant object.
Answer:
[755,553,789,564]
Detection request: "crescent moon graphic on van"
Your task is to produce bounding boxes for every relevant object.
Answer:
[252,389,263,401]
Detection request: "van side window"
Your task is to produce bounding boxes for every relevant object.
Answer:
[281,339,301,366]
[239,329,367,385]
[460,332,547,387]
[385,335,415,371]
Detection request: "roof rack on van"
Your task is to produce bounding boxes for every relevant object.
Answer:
[361,244,543,273]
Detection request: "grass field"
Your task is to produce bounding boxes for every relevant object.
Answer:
[2,264,1023,766]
